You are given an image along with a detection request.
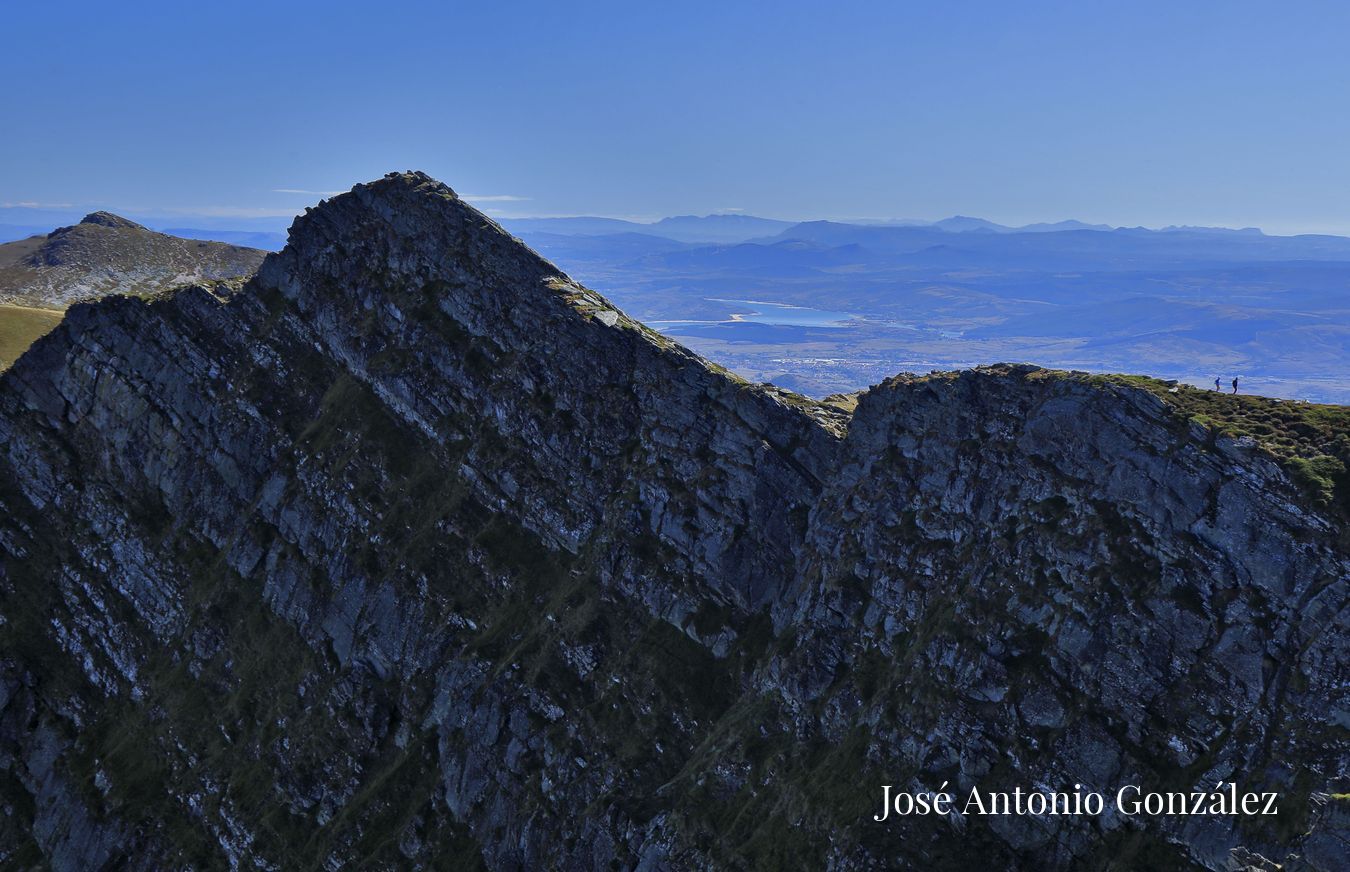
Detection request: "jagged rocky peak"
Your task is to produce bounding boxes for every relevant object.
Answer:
[76,211,146,230]
[0,172,1345,870]
[265,169,562,296]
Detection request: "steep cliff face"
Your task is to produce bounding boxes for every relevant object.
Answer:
[0,173,1344,871]
[783,371,1347,868]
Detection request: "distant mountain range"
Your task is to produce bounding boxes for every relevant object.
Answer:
[0,207,1328,252]
[515,217,1350,278]
[497,213,1279,245]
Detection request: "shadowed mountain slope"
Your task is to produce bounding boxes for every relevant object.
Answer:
[0,173,1344,870]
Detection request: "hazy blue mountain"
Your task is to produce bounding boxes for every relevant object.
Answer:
[160,228,288,250]
[1157,224,1265,235]
[1018,219,1114,232]
[761,221,950,251]
[502,213,796,244]
[925,216,1115,233]
[831,216,931,227]
[500,216,648,236]
[649,213,797,242]
[627,240,874,276]
[932,215,1010,233]
[516,231,694,263]
[768,222,1350,268]
[782,216,1114,233]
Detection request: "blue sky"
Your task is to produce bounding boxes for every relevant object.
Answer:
[3,0,1349,233]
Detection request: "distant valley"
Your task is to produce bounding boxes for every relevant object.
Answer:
[499,214,1350,402]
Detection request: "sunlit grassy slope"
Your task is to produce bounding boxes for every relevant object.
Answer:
[1081,372,1350,514]
[0,304,63,371]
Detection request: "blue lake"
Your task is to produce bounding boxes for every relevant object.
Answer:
[648,298,861,342]
[713,298,855,327]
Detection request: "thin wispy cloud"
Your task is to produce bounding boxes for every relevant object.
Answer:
[2,201,75,209]
[161,205,308,218]
[272,188,345,196]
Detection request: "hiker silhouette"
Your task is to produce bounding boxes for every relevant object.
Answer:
[1231,377,1239,394]
[1214,377,1221,391]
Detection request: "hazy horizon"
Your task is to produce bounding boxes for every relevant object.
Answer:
[0,196,1342,240]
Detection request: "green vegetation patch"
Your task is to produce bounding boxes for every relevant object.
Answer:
[1078,373,1350,516]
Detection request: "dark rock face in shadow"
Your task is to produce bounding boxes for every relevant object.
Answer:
[0,172,1343,870]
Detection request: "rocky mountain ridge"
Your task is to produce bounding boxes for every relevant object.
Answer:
[0,172,1344,870]
[0,212,265,309]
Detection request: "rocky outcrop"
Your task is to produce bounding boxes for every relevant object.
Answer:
[0,173,1344,870]
[76,212,147,231]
